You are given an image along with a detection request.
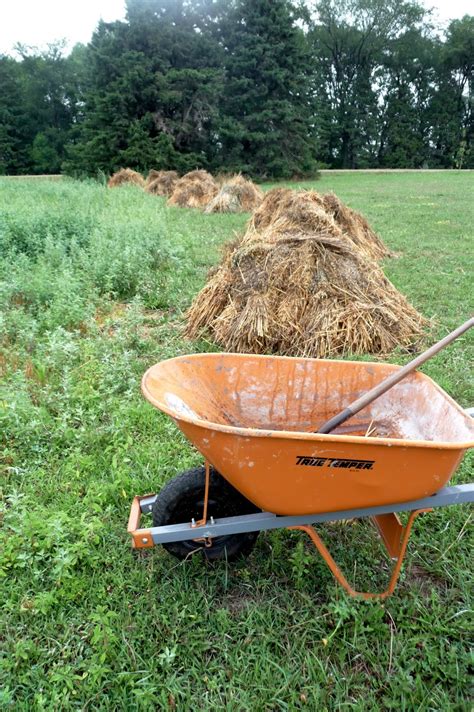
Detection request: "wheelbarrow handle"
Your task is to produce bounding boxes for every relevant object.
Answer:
[317,316,474,435]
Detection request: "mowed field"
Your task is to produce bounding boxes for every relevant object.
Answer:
[1,172,473,710]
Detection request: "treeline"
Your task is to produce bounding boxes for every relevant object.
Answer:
[1,0,473,177]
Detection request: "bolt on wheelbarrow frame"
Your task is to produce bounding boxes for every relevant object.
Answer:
[128,478,474,600]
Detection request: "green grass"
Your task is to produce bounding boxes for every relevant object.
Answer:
[1,173,473,710]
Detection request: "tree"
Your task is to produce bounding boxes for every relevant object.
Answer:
[428,16,474,167]
[215,0,318,178]
[68,1,224,175]
[377,29,436,167]
[0,56,29,174]
[0,43,84,174]
[309,0,427,167]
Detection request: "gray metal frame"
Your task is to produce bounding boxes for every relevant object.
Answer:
[139,483,474,545]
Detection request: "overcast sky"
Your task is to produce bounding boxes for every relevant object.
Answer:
[0,0,472,56]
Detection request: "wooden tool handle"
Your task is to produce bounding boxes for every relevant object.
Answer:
[317,317,474,435]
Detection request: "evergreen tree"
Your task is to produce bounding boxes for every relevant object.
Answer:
[66,21,155,175]
[216,0,318,178]
[69,1,224,175]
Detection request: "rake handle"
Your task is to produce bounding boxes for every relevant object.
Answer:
[317,317,474,435]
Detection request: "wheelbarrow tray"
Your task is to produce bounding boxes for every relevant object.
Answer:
[142,353,474,516]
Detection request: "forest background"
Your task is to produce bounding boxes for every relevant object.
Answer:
[1,0,473,178]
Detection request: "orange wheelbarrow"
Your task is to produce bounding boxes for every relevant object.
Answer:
[129,349,474,599]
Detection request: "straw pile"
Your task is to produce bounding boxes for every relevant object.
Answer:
[320,192,389,260]
[185,189,426,357]
[247,188,389,261]
[168,170,218,209]
[145,169,162,185]
[145,170,179,196]
[107,168,145,188]
[204,175,264,214]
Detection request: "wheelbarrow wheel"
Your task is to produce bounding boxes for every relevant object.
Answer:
[152,466,260,562]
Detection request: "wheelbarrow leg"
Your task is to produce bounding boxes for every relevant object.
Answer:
[289,508,431,600]
[373,513,405,559]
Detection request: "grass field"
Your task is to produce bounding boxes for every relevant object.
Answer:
[1,172,473,710]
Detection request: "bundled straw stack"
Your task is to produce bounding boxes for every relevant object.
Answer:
[107,168,145,188]
[107,166,263,213]
[168,170,218,209]
[185,188,426,357]
[204,174,264,214]
[145,170,179,196]
[145,169,162,185]
[246,188,389,261]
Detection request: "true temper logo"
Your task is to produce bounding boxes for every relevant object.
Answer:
[296,455,374,470]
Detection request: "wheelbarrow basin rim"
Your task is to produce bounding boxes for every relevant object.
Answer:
[141,352,474,450]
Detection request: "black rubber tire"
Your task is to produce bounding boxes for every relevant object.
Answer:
[152,466,260,561]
